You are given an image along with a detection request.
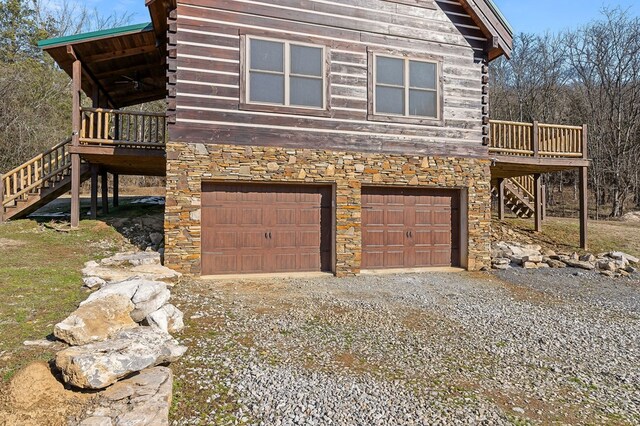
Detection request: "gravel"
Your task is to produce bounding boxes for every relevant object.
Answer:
[170,269,640,425]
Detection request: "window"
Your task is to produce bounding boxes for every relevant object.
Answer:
[372,54,440,121]
[245,37,326,110]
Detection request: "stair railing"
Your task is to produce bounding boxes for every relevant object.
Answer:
[510,176,535,201]
[1,137,72,209]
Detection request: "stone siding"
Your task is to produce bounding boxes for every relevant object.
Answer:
[165,142,492,276]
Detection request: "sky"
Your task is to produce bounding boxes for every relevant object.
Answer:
[87,0,640,35]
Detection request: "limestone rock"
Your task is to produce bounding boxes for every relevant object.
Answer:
[81,367,173,426]
[565,259,595,270]
[609,251,639,264]
[523,261,538,269]
[597,260,617,272]
[55,327,187,390]
[79,417,112,426]
[54,295,137,346]
[100,252,161,267]
[523,255,543,263]
[545,259,567,268]
[146,304,185,333]
[82,262,181,283]
[580,254,596,262]
[82,279,171,323]
[83,276,106,289]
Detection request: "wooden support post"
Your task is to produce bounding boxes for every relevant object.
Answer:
[113,173,119,208]
[541,184,547,221]
[0,176,4,222]
[90,165,98,219]
[70,55,82,228]
[533,173,542,233]
[101,171,109,215]
[579,166,588,250]
[532,120,539,157]
[497,178,505,220]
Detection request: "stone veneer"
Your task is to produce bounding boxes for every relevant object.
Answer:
[165,142,492,277]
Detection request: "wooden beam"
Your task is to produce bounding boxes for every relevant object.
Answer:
[541,184,547,221]
[90,165,98,219]
[113,173,119,208]
[533,173,542,233]
[101,171,109,215]
[70,58,82,228]
[497,177,505,220]
[579,166,588,250]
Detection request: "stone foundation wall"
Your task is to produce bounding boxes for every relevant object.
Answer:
[164,142,492,276]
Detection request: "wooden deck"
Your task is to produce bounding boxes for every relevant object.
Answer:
[489,119,589,249]
[489,120,589,178]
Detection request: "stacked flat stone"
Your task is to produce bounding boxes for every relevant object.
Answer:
[491,241,638,277]
[51,251,187,425]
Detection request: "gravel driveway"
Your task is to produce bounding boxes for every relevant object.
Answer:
[170,269,640,425]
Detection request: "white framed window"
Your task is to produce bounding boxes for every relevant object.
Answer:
[372,54,441,120]
[245,36,327,110]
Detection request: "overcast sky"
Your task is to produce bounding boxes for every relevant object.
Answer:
[87,0,640,35]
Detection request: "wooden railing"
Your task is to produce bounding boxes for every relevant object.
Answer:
[1,138,72,208]
[80,108,166,148]
[489,120,586,159]
[511,176,534,200]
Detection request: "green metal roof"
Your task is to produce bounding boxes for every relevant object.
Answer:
[486,0,514,36]
[38,22,153,49]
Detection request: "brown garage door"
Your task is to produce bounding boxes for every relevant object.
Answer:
[202,183,332,275]
[362,187,460,269]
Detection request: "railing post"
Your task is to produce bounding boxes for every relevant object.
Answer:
[582,124,588,159]
[532,120,539,157]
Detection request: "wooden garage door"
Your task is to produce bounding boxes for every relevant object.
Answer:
[202,183,332,275]
[362,187,460,269]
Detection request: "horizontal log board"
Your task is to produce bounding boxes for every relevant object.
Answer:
[171,0,489,158]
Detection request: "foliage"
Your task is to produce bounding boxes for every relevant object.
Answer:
[0,0,133,172]
[491,9,640,217]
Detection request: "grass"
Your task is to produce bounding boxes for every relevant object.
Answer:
[499,216,640,257]
[0,218,130,384]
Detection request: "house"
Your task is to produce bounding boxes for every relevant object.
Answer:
[0,0,589,277]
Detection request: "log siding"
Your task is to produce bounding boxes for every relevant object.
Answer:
[170,0,489,158]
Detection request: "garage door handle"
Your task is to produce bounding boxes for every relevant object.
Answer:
[269,232,272,239]
[265,232,269,239]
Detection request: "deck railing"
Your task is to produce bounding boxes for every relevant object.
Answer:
[80,108,167,149]
[489,120,586,159]
[1,137,72,209]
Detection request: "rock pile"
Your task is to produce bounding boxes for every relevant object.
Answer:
[47,250,186,425]
[82,250,181,287]
[492,242,638,278]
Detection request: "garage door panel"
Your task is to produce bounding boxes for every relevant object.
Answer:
[386,230,406,246]
[202,184,331,275]
[363,229,385,247]
[362,187,460,269]
[385,250,407,268]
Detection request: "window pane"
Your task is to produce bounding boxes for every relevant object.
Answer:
[291,45,323,76]
[250,39,284,72]
[376,86,404,115]
[409,90,437,118]
[376,56,404,86]
[249,72,284,104]
[410,61,437,89]
[290,77,323,107]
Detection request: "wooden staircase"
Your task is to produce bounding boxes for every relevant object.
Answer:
[0,138,90,221]
[492,176,536,219]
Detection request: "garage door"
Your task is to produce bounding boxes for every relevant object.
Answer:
[201,183,332,275]
[362,187,460,269]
